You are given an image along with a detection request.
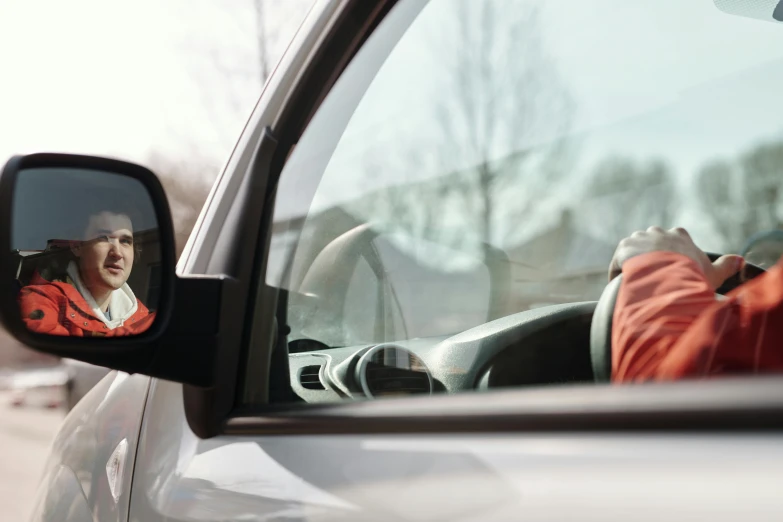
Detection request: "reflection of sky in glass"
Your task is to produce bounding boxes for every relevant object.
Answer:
[12,168,158,251]
[291,0,783,253]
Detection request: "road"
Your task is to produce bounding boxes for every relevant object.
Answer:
[0,392,65,522]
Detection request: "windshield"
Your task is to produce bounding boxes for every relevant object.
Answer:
[270,0,783,348]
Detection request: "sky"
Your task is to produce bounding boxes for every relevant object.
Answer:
[0,0,313,180]
[4,0,783,261]
[319,0,783,195]
[273,0,783,257]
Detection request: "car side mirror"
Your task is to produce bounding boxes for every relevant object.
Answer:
[0,153,182,372]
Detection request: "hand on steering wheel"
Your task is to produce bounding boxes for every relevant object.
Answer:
[590,227,766,382]
[608,226,744,290]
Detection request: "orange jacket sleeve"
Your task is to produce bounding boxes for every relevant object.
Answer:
[18,286,71,336]
[612,251,783,381]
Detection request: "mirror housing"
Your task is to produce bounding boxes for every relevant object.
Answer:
[0,153,222,387]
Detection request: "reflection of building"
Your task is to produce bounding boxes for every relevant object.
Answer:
[13,228,161,310]
[507,210,615,310]
[273,205,615,342]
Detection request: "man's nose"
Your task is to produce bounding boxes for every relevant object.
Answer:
[107,239,122,255]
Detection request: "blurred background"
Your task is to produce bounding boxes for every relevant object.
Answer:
[0,1,312,520]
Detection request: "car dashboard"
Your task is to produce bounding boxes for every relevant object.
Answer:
[289,301,597,403]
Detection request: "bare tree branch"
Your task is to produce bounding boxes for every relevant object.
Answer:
[582,155,678,243]
[362,0,578,261]
[145,152,215,257]
[696,140,783,252]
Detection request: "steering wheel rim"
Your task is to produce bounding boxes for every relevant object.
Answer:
[589,252,765,383]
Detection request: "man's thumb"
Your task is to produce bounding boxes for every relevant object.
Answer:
[710,255,743,288]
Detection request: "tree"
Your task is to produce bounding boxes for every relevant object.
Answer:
[358,0,578,262]
[696,160,747,252]
[252,0,271,84]
[147,1,313,257]
[582,156,678,242]
[172,0,312,151]
[697,139,783,252]
[441,1,576,255]
[146,153,215,257]
[739,141,783,233]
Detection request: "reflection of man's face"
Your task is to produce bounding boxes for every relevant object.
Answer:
[72,212,134,294]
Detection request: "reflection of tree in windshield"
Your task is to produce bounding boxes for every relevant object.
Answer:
[579,155,678,243]
[698,140,783,253]
[357,0,578,264]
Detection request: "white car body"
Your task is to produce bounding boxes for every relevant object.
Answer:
[31,371,783,522]
[61,359,111,411]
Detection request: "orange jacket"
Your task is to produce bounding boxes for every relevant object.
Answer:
[612,251,783,381]
[18,274,154,337]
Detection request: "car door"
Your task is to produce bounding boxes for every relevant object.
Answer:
[126,0,783,520]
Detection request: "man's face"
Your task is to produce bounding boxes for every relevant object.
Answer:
[72,212,134,294]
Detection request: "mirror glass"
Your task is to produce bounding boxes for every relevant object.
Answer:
[11,167,160,337]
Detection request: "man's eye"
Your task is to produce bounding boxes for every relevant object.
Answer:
[97,235,110,242]
[121,238,133,246]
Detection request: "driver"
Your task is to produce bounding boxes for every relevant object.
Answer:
[609,226,783,381]
[18,210,155,337]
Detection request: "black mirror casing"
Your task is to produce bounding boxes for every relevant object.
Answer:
[0,153,179,375]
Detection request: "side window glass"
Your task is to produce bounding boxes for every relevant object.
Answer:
[269,0,783,401]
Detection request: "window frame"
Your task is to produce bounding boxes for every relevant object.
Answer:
[217,0,783,437]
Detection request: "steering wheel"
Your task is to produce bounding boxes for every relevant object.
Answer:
[589,252,766,382]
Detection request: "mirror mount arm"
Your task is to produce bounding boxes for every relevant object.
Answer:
[142,274,233,387]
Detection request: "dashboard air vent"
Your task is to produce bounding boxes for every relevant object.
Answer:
[299,365,325,390]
